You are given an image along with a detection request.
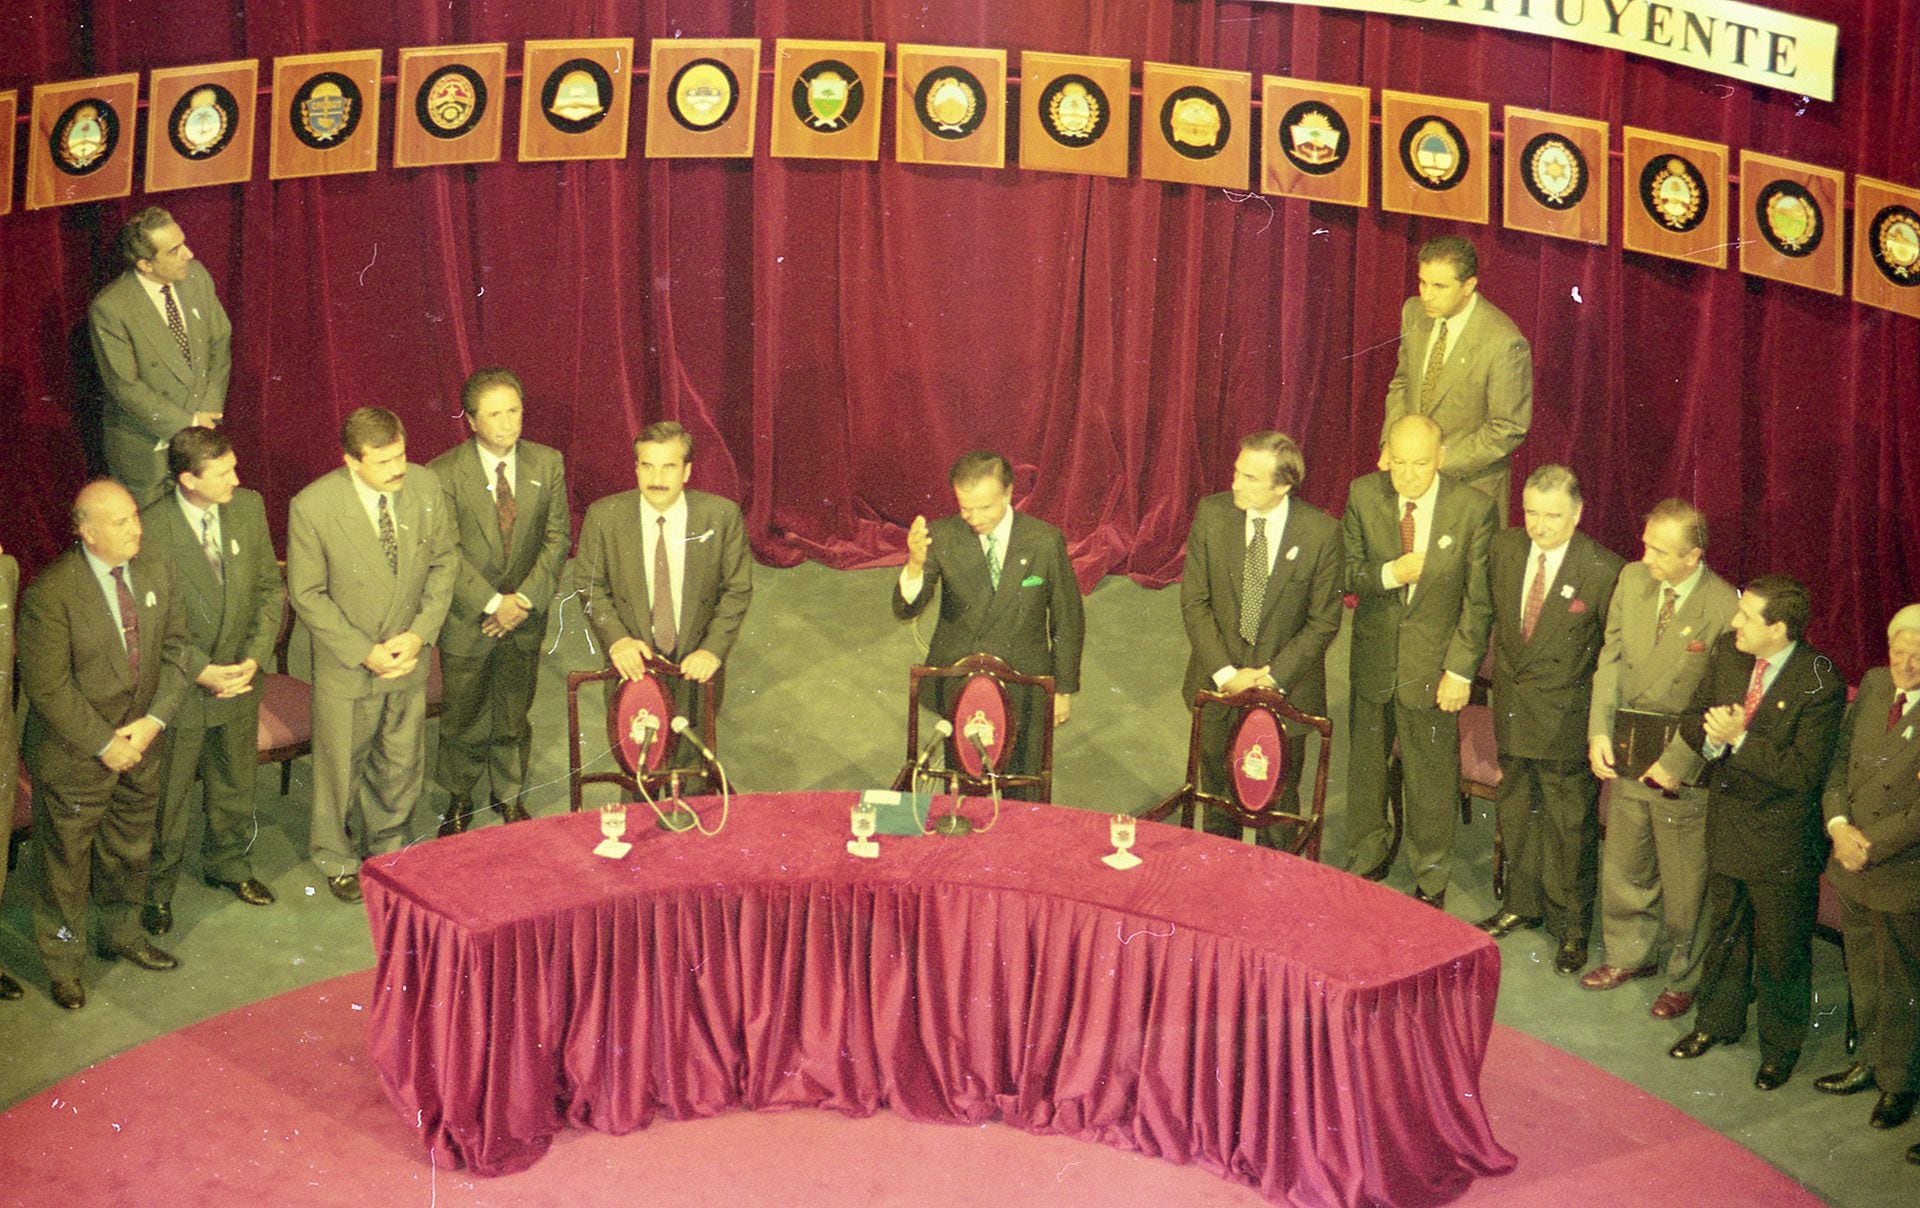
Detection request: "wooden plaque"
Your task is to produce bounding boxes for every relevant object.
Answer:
[1380,91,1489,224]
[1622,127,1729,269]
[1017,51,1130,180]
[269,51,383,180]
[145,60,258,193]
[1737,151,1844,296]
[26,73,139,209]
[896,44,1006,169]
[395,44,507,168]
[518,38,636,163]
[1261,77,1369,207]
[0,92,15,217]
[1502,107,1607,245]
[770,39,886,162]
[1852,175,1920,321]
[645,38,761,159]
[1140,62,1250,191]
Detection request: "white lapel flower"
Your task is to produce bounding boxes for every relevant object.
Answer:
[1560,583,1575,599]
[1286,545,1300,561]
[1437,534,1454,551]
[144,591,156,607]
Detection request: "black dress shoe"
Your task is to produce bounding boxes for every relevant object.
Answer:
[1413,886,1447,910]
[206,876,275,906]
[494,797,532,824]
[1872,1091,1918,1129]
[50,979,86,1011]
[1474,910,1542,938]
[327,873,362,904]
[1814,1063,1877,1096]
[0,969,22,1001]
[1553,936,1590,976]
[1669,1031,1722,1060]
[1906,1141,1920,1166]
[1754,1061,1794,1091]
[100,940,179,972]
[141,901,174,936]
[436,809,471,839]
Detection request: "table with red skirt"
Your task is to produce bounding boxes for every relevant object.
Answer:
[361,793,1515,1205]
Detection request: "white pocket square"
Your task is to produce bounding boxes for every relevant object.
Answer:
[1438,534,1454,550]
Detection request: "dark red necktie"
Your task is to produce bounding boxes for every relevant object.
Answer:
[1521,552,1548,641]
[1399,500,1417,556]
[495,461,516,563]
[112,565,140,683]
[1891,691,1910,735]
[1742,658,1769,726]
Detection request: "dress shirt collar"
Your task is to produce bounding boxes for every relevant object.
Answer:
[1399,473,1441,517]
[1244,495,1290,572]
[1430,291,1478,361]
[1663,561,1706,610]
[476,441,517,492]
[175,488,215,535]
[135,270,178,321]
[351,470,399,529]
[979,505,1015,557]
[640,491,689,531]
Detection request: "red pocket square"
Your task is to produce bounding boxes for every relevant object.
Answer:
[1686,639,1707,653]
[1568,599,1588,614]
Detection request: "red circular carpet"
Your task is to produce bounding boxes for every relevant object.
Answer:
[0,971,1819,1206]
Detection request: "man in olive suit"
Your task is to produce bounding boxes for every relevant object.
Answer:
[89,208,232,506]
[428,368,570,834]
[139,428,284,935]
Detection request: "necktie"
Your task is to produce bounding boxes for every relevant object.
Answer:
[985,532,1002,591]
[162,283,192,365]
[494,461,516,563]
[651,515,677,656]
[1654,585,1677,644]
[377,495,399,574]
[1239,516,1269,645]
[111,565,140,683]
[201,509,223,583]
[1521,551,1548,641]
[1891,691,1910,735]
[1742,658,1770,726]
[1399,500,1417,556]
[1420,317,1448,411]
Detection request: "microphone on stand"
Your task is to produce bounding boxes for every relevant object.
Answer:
[913,719,955,774]
[670,714,717,765]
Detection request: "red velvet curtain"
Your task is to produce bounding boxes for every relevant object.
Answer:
[1,1,1913,676]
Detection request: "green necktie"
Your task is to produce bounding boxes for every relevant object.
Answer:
[986,533,1002,590]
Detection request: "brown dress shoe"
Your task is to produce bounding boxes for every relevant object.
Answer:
[1579,963,1659,991]
[1649,990,1695,1019]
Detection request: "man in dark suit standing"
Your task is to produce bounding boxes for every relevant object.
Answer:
[139,429,284,936]
[428,368,570,835]
[893,450,1084,795]
[1811,605,1920,1134]
[89,208,232,506]
[1379,236,1531,523]
[0,545,20,1002]
[288,408,457,904]
[20,480,191,1009]
[1666,576,1845,1091]
[1178,431,1342,839]
[1342,415,1497,906]
[580,421,753,754]
[1476,466,1623,974]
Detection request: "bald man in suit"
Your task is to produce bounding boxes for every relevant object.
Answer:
[89,207,232,506]
[288,407,456,903]
[20,481,191,1010]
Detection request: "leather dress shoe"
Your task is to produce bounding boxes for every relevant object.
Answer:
[327,873,362,904]
[141,901,174,936]
[1668,1031,1723,1060]
[206,876,275,906]
[494,797,532,824]
[1351,854,1392,883]
[50,979,86,1011]
[1814,1063,1878,1096]
[1754,1061,1794,1091]
[1553,936,1590,975]
[436,808,472,839]
[0,969,22,1001]
[1649,990,1695,1020]
[1871,1091,1918,1129]
[1474,910,1541,939]
[1906,1141,1920,1166]
[1413,886,1447,911]
[99,940,179,972]
[1580,963,1659,992]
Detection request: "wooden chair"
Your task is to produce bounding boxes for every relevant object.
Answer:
[566,660,719,812]
[255,586,312,794]
[889,653,1056,801]
[7,758,28,872]
[1142,687,1333,860]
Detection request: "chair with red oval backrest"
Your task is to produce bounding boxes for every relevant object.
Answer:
[1143,686,1333,861]
[890,652,1056,802]
[567,655,719,812]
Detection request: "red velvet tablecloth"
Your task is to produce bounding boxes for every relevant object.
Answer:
[361,794,1515,1205]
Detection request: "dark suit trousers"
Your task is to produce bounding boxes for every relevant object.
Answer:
[1347,693,1460,896]
[1495,754,1600,939]
[435,640,539,810]
[148,703,260,902]
[1841,896,1920,1093]
[31,748,167,979]
[1694,870,1818,1065]
[1198,702,1306,848]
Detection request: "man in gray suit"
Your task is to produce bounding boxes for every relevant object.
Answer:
[1342,415,1497,907]
[1581,498,1738,1018]
[138,428,284,936]
[20,481,191,1009]
[288,408,456,903]
[89,208,232,506]
[580,421,752,757]
[1379,236,1531,523]
[1178,430,1342,837]
[1812,606,1920,1132]
[428,368,570,835]
[0,546,20,1002]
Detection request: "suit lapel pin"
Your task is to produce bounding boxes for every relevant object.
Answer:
[1681,625,1693,636]
[1776,700,1786,709]
[229,538,240,555]
[529,479,542,488]
[1438,534,1453,550]
[1904,725,1914,742]
[1286,545,1299,561]
[144,590,156,607]
[1559,583,1575,599]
